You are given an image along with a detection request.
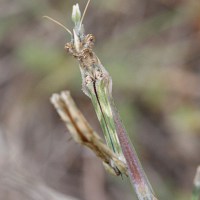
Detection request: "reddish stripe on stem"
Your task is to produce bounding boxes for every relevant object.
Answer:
[112,108,152,199]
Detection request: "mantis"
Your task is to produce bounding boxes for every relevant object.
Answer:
[47,1,158,199]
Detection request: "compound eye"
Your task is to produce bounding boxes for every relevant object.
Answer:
[65,43,71,52]
[85,34,95,48]
[95,68,103,80]
[85,75,93,85]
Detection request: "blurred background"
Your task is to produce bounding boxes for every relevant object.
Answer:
[0,0,200,199]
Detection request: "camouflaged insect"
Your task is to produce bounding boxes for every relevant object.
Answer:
[48,2,158,200]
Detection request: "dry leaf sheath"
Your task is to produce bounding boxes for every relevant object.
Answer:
[50,91,127,176]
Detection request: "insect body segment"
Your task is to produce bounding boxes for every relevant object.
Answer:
[64,25,123,176]
[64,30,99,84]
[64,23,107,97]
[62,3,157,199]
[64,4,127,176]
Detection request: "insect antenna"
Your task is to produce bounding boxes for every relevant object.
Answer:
[79,0,91,29]
[43,16,72,35]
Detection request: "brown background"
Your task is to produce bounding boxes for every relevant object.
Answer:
[0,0,200,199]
